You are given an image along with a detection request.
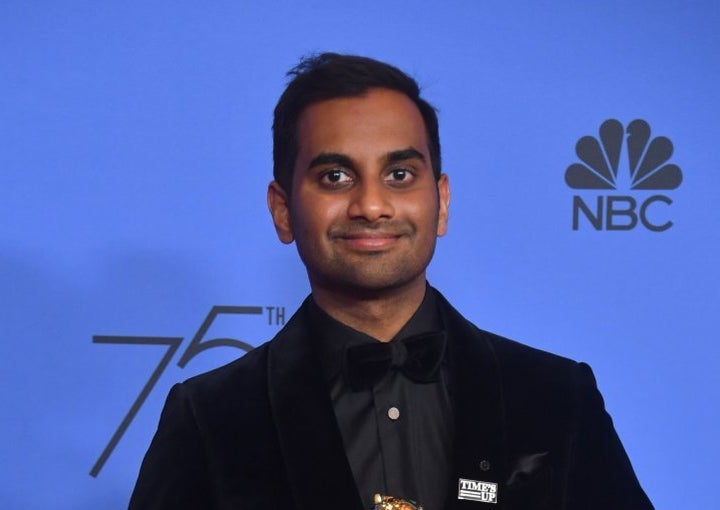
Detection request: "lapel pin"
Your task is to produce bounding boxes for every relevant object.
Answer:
[457,478,498,504]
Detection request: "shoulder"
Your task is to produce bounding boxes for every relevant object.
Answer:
[436,288,581,372]
[444,303,598,442]
[180,342,271,399]
[480,328,584,382]
[435,288,590,401]
[180,298,311,396]
[476,327,596,412]
[157,343,275,447]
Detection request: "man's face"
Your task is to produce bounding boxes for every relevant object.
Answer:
[268,88,449,296]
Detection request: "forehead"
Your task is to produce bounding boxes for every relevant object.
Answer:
[294,88,429,162]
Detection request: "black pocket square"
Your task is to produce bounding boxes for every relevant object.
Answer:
[505,452,553,509]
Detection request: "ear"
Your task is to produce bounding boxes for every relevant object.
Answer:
[267,181,294,244]
[436,173,450,237]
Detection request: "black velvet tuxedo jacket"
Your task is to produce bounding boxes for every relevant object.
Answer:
[129,292,653,510]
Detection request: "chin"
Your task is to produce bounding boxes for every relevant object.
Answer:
[319,269,427,297]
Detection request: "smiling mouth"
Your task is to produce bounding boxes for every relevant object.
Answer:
[330,222,413,251]
[331,228,408,251]
[339,234,402,251]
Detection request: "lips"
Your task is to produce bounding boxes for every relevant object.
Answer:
[330,224,412,251]
[340,234,401,250]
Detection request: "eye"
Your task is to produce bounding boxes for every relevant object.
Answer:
[385,167,415,185]
[320,169,353,187]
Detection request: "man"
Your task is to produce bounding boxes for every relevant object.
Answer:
[129,53,653,510]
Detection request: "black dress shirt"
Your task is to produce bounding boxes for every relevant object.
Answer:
[307,287,454,510]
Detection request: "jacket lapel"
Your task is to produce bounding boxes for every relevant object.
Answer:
[267,302,364,510]
[438,294,510,510]
[266,292,511,510]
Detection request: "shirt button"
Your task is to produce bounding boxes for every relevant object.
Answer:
[387,406,400,420]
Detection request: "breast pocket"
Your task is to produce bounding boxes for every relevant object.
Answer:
[504,452,554,510]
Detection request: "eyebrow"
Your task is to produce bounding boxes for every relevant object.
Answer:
[386,147,426,164]
[306,147,426,171]
[307,152,353,170]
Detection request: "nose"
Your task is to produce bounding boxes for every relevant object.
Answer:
[347,179,395,222]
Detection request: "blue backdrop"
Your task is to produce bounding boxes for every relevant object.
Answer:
[2,1,718,508]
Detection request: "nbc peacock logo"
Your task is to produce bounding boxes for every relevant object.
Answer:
[565,119,682,231]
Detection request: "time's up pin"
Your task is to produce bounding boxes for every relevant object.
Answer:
[457,478,498,504]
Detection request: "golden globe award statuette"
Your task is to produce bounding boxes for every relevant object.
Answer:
[372,493,423,510]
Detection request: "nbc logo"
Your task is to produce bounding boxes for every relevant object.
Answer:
[565,119,683,231]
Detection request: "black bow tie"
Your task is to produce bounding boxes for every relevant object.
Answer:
[343,332,447,391]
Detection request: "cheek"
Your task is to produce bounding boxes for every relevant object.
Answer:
[406,193,440,230]
[320,199,348,221]
[291,196,345,236]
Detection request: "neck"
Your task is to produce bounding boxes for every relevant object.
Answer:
[310,278,427,342]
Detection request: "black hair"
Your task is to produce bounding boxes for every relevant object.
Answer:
[272,52,441,193]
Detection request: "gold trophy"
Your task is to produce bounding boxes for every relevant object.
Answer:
[372,493,423,510]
